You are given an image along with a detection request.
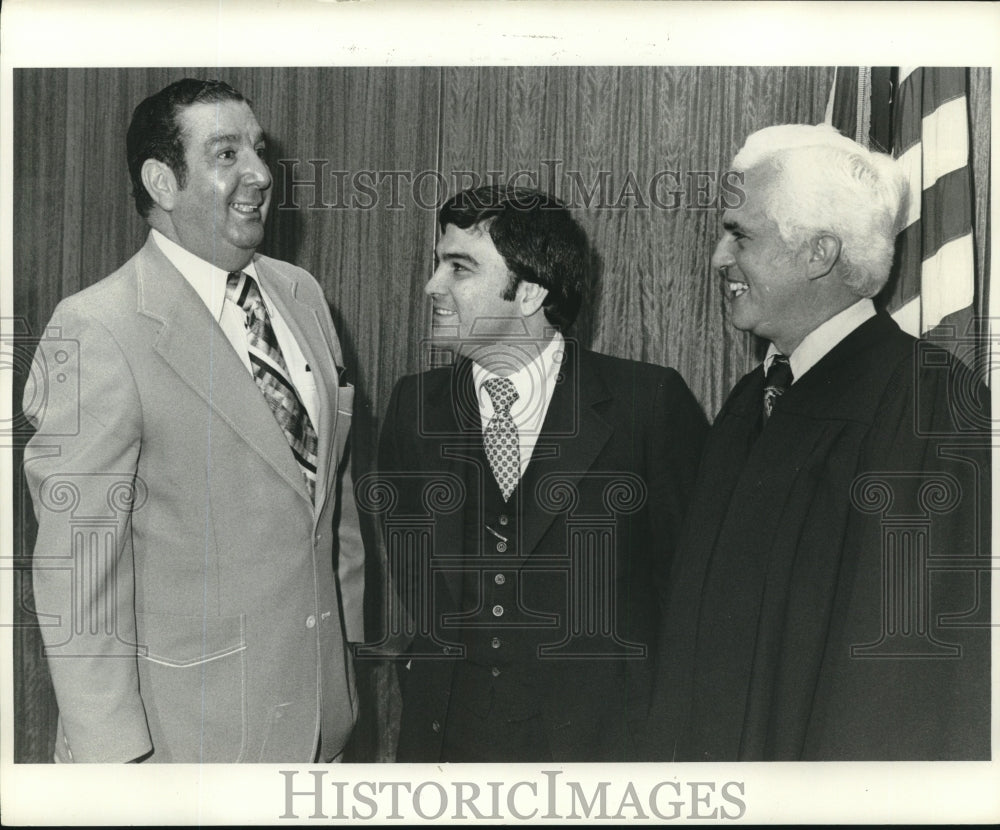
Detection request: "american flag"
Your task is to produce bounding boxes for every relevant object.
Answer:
[826,67,978,339]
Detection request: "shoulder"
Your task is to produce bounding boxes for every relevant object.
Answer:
[389,366,452,402]
[883,333,988,432]
[254,252,316,282]
[254,253,326,302]
[580,349,684,389]
[46,253,145,330]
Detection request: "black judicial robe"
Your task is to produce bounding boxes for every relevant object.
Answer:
[655,312,991,760]
[375,343,709,761]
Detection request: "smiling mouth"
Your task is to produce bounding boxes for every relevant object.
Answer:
[726,281,749,299]
[433,307,457,318]
[230,201,262,215]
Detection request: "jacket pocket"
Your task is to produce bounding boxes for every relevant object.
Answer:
[135,612,247,762]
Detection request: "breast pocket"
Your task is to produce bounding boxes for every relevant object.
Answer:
[135,612,248,762]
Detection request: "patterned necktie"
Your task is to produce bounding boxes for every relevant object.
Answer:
[483,376,520,502]
[762,353,793,421]
[226,271,318,499]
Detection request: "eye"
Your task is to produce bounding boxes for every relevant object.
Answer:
[218,149,237,161]
[255,145,267,159]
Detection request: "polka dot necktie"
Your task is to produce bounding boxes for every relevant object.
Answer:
[227,271,318,499]
[483,376,520,502]
[762,353,793,422]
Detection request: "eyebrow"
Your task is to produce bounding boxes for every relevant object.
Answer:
[204,131,265,148]
[435,251,478,267]
[722,219,746,234]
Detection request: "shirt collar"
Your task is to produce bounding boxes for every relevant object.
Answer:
[764,298,876,382]
[151,229,259,322]
[472,331,565,417]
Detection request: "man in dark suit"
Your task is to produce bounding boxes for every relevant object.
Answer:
[23,79,364,762]
[655,123,991,761]
[372,184,708,762]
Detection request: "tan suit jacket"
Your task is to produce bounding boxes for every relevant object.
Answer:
[24,235,364,762]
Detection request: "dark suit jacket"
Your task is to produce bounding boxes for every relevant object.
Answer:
[375,342,708,761]
[24,235,364,762]
[654,312,991,760]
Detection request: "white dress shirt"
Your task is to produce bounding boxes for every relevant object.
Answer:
[471,331,565,476]
[151,229,319,429]
[764,298,876,383]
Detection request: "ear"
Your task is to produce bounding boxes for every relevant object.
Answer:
[140,158,179,212]
[517,280,550,318]
[805,233,842,280]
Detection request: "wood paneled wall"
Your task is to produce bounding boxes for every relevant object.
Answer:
[12,66,986,762]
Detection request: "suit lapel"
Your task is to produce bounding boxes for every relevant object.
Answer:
[134,238,309,501]
[518,344,614,559]
[253,256,340,514]
[423,357,480,608]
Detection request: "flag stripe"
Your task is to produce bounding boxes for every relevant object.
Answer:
[920,234,976,331]
[895,67,967,153]
[920,95,970,186]
[896,142,923,227]
[921,166,973,259]
[894,67,925,154]
[887,66,974,336]
[891,221,923,307]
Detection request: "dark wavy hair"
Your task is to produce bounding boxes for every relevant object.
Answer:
[438,184,590,332]
[126,78,248,217]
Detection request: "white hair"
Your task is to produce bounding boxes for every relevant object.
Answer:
[732,123,909,298]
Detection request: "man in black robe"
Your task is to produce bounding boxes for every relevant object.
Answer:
[655,123,991,761]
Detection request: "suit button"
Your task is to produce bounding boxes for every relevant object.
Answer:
[496,542,507,553]
[494,573,506,585]
[305,615,316,629]
[431,720,441,733]
[491,666,501,677]
[498,514,509,526]
[492,604,504,617]
[491,637,501,649]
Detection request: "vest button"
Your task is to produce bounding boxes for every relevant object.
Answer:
[492,604,504,617]
[491,666,501,677]
[496,541,507,553]
[494,573,506,585]
[431,720,441,733]
[491,637,501,649]
[498,514,509,526]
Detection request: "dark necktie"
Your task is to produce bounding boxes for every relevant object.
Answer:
[226,271,318,499]
[483,376,520,502]
[762,353,793,422]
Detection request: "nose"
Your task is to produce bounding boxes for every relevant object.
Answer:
[244,150,272,191]
[425,262,448,297]
[711,235,734,275]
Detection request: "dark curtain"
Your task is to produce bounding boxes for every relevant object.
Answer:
[14,66,984,763]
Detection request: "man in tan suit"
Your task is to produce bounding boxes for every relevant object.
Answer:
[23,78,364,762]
